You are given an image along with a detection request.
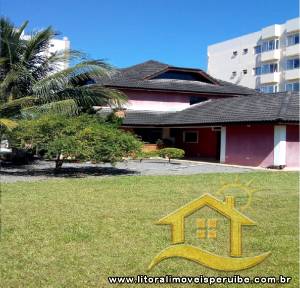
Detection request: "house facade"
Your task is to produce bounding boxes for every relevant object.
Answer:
[207,18,300,93]
[97,60,299,169]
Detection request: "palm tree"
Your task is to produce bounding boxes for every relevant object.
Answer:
[0,18,126,130]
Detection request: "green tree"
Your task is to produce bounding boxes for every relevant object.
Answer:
[11,114,142,170]
[0,18,126,130]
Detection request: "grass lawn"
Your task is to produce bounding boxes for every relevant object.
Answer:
[0,172,299,287]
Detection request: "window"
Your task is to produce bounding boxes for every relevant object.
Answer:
[260,85,278,93]
[287,33,300,46]
[152,70,214,83]
[243,69,247,75]
[232,71,237,77]
[254,63,278,75]
[233,51,238,56]
[261,39,279,52]
[254,45,262,54]
[243,48,248,54]
[197,218,217,239]
[262,63,278,74]
[183,131,198,143]
[50,44,55,47]
[189,96,208,105]
[286,82,300,92]
[254,67,261,75]
[286,58,300,70]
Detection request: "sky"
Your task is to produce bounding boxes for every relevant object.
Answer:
[0,0,298,69]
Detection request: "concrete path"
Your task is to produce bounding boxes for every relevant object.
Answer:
[1,159,259,183]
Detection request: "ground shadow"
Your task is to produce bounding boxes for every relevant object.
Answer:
[0,162,138,179]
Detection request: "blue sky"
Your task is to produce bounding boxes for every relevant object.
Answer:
[1,0,298,69]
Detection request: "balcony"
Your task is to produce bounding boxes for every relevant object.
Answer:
[284,44,300,57]
[261,25,281,40]
[285,18,300,33]
[260,72,280,84]
[285,69,300,81]
[260,50,281,62]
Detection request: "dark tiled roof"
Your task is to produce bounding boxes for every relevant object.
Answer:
[116,92,299,126]
[97,60,256,96]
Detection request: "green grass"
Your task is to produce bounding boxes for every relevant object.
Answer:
[0,172,299,287]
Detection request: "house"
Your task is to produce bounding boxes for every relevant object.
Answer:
[96,60,300,169]
[157,193,254,257]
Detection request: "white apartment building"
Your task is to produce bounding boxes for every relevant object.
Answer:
[207,18,300,93]
[22,33,70,70]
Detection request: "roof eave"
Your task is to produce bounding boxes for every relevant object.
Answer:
[122,119,300,128]
[103,84,251,96]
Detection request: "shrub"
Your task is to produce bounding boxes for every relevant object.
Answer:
[134,150,160,162]
[10,114,142,169]
[159,148,185,163]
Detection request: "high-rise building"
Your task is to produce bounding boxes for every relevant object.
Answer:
[22,34,70,71]
[207,18,300,93]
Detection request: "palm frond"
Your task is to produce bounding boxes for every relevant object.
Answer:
[21,99,79,118]
[32,60,114,102]
[22,26,56,64]
[0,17,127,121]
[0,118,18,130]
[0,96,36,117]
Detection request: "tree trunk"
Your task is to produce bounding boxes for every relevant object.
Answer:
[55,153,64,171]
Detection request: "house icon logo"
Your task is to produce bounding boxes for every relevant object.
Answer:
[149,193,271,271]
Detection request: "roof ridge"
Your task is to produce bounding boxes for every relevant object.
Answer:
[121,60,168,71]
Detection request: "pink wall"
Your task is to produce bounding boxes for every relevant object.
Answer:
[225,125,274,167]
[120,89,234,111]
[286,125,300,167]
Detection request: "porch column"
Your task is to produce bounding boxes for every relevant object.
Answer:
[274,125,286,166]
[162,128,170,139]
[220,127,226,163]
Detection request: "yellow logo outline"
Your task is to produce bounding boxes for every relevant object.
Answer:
[149,193,271,271]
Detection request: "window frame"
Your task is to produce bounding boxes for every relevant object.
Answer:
[286,58,300,70]
[261,39,279,52]
[183,131,199,144]
[286,82,300,92]
[287,33,300,46]
[260,85,278,93]
[254,45,262,54]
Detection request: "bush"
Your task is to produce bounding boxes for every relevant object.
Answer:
[134,150,160,162]
[10,114,142,169]
[159,148,185,163]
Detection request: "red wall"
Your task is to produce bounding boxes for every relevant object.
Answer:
[225,125,274,167]
[286,125,300,167]
[176,128,219,158]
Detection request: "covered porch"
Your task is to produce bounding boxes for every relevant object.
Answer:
[127,127,224,162]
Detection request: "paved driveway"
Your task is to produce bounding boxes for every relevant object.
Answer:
[1,159,257,183]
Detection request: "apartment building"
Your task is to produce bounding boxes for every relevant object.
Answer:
[22,33,70,70]
[207,18,300,93]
